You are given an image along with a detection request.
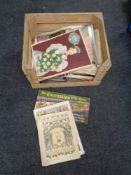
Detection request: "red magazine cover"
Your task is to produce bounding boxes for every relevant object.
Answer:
[32,29,91,80]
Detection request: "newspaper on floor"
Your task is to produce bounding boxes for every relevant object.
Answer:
[34,101,85,155]
[33,101,84,166]
[35,90,90,124]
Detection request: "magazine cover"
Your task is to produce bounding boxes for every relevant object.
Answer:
[32,29,91,80]
[35,98,89,123]
[34,90,90,123]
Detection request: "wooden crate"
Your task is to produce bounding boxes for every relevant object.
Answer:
[22,13,111,88]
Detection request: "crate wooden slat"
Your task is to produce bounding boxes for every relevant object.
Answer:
[22,12,111,88]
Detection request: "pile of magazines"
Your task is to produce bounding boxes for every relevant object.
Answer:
[32,24,102,82]
[33,90,90,166]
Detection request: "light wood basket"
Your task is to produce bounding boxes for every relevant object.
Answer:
[22,13,111,88]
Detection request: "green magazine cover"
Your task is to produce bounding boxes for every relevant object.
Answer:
[35,90,90,124]
[38,90,90,103]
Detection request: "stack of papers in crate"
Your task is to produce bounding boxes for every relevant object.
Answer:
[32,24,102,82]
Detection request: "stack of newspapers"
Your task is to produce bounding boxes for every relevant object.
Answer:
[32,24,102,82]
[33,90,90,166]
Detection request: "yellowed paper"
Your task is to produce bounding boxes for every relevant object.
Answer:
[33,101,85,155]
[36,111,81,166]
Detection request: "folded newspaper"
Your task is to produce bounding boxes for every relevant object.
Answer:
[33,91,90,166]
[33,101,84,166]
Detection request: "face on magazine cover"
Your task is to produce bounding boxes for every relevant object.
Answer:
[66,46,80,56]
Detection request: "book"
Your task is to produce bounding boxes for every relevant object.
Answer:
[32,29,92,80]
